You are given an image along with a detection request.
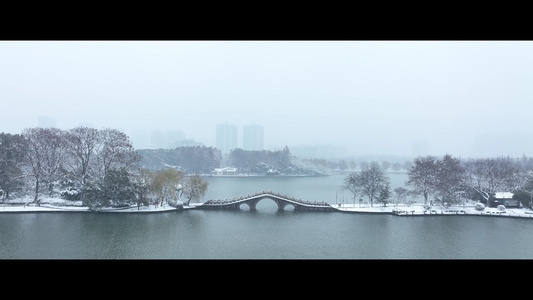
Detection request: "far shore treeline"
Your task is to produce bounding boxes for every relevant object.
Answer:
[3,127,533,211]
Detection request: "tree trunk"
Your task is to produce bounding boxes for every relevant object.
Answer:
[34,175,39,203]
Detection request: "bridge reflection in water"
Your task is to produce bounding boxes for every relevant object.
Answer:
[199,191,335,212]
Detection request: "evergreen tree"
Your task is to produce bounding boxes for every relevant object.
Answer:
[82,167,136,211]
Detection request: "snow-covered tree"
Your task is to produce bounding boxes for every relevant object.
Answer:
[82,167,137,211]
[96,128,140,178]
[406,155,438,205]
[433,154,466,205]
[37,128,68,197]
[393,187,409,206]
[343,171,361,204]
[408,154,466,206]
[345,161,390,207]
[0,133,26,200]
[376,182,392,207]
[63,126,102,193]
[464,156,518,205]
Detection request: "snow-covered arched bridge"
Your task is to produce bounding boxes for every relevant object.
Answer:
[198,191,335,211]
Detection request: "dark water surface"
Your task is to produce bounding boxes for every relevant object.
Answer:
[2,174,533,259]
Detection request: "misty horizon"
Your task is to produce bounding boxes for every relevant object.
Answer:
[3,40,533,158]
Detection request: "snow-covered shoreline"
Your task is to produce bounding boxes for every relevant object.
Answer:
[2,197,533,219]
[0,197,199,213]
[332,203,533,218]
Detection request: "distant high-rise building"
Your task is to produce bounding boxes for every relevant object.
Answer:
[38,116,56,128]
[243,124,264,151]
[149,129,188,149]
[216,122,238,154]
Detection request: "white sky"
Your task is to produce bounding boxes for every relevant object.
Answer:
[1,40,533,158]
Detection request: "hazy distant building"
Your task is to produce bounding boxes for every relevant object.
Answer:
[216,122,238,154]
[150,129,188,149]
[243,124,264,151]
[38,116,56,128]
[167,130,186,145]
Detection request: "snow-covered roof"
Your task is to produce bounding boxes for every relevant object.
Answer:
[213,167,237,172]
[494,192,514,199]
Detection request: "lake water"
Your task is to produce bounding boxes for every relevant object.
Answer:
[2,173,533,259]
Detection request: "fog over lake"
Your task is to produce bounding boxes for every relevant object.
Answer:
[2,40,533,158]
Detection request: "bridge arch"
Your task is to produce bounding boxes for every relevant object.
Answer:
[200,192,335,212]
[237,202,252,211]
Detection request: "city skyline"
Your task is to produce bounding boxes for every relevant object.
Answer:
[7,41,533,158]
[32,115,533,160]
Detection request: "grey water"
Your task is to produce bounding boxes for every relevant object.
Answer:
[2,173,533,259]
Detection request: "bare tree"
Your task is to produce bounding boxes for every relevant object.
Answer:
[356,161,390,206]
[406,155,438,205]
[393,187,409,206]
[22,128,52,202]
[433,154,465,205]
[343,172,361,205]
[97,128,140,178]
[0,133,26,200]
[39,128,68,197]
[63,126,102,193]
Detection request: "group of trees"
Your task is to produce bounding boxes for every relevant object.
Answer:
[343,161,392,207]
[343,153,533,209]
[303,158,412,173]
[406,154,465,206]
[0,127,140,203]
[406,154,533,207]
[137,146,222,174]
[0,127,209,211]
[228,146,326,175]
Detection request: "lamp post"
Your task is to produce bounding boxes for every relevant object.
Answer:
[177,184,182,205]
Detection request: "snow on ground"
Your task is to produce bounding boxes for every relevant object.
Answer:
[0,197,201,213]
[332,202,533,218]
[2,197,533,218]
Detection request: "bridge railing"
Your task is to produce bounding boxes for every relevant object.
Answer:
[203,191,331,207]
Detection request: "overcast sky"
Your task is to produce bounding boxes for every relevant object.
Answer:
[1,40,533,158]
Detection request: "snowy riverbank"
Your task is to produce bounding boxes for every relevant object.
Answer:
[0,197,200,213]
[3,196,533,219]
[332,202,533,218]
